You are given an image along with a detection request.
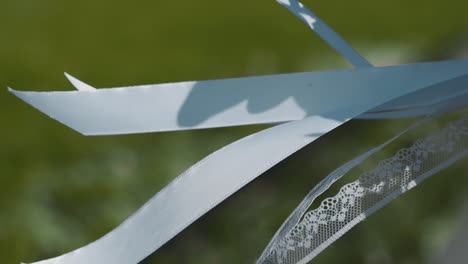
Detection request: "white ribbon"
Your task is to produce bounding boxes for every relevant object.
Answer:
[275,0,372,68]
[13,77,468,264]
[9,59,468,135]
[9,1,468,264]
[257,96,468,263]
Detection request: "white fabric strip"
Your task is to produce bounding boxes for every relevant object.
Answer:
[61,70,468,122]
[276,0,372,68]
[9,59,468,135]
[258,116,434,260]
[9,2,467,264]
[257,95,468,261]
[18,80,468,264]
[257,109,468,264]
[25,115,339,264]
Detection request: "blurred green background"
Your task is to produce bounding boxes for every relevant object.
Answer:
[1,0,468,263]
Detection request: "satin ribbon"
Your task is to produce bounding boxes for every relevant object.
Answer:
[12,77,468,264]
[9,59,468,135]
[257,95,468,263]
[9,1,468,263]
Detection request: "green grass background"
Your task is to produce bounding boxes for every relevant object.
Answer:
[1,0,468,263]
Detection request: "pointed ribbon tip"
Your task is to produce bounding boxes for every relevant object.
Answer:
[64,72,96,91]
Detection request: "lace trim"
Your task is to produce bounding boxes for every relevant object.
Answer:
[258,114,468,264]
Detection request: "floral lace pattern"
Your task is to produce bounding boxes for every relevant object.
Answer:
[258,114,468,264]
